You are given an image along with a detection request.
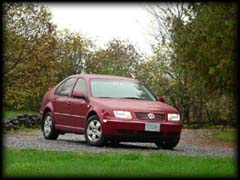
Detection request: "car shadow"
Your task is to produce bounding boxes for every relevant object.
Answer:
[116,143,184,152]
[57,138,87,145]
[111,143,158,150]
[56,137,182,151]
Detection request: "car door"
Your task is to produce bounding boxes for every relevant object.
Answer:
[68,78,89,133]
[53,77,77,128]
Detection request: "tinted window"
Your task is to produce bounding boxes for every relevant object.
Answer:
[73,78,88,97]
[55,78,77,96]
[90,79,156,101]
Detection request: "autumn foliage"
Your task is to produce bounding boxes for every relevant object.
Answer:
[3,3,237,127]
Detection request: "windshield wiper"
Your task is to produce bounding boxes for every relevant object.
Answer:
[120,97,145,100]
[97,97,146,100]
[97,97,113,98]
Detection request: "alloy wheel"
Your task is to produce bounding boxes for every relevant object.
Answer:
[44,115,52,137]
[87,119,102,142]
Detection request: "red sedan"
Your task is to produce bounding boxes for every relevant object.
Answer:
[40,74,183,149]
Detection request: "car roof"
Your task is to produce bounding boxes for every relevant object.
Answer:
[68,74,139,82]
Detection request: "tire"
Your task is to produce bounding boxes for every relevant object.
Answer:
[42,112,59,140]
[155,136,180,150]
[85,115,105,146]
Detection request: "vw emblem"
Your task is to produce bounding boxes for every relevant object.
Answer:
[148,113,155,120]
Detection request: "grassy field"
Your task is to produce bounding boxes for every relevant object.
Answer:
[3,110,38,120]
[4,128,40,135]
[3,148,236,178]
[210,128,237,142]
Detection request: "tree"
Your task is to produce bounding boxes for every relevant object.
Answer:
[147,3,190,46]
[170,2,237,125]
[85,39,143,78]
[147,2,237,127]
[3,3,59,110]
[54,29,93,81]
[147,3,193,124]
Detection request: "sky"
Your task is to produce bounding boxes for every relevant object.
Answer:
[42,3,156,57]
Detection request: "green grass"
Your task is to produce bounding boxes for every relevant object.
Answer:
[4,127,40,135]
[3,110,38,120]
[211,128,237,142]
[3,148,236,177]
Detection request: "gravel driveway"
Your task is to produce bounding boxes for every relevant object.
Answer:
[3,129,236,157]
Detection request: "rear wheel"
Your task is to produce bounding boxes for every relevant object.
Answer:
[155,136,180,150]
[42,112,59,140]
[85,115,105,146]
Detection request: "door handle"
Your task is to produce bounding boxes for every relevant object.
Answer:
[67,101,71,105]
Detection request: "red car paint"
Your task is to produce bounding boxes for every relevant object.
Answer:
[40,74,183,145]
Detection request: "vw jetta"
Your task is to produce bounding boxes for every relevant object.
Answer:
[40,74,183,149]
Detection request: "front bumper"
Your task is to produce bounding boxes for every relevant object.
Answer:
[101,118,182,142]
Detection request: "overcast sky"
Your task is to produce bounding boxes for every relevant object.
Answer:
[42,3,156,57]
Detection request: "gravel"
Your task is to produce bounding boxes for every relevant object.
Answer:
[3,129,237,157]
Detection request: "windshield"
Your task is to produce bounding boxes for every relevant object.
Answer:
[90,79,156,101]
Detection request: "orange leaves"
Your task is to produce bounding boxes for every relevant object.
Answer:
[219,59,226,67]
[188,60,195,69]
[203,43,208,49]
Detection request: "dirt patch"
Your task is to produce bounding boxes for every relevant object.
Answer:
[181,129,236,149]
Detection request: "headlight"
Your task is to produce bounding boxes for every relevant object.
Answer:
[113,110,132,119]
[168,113,180,121]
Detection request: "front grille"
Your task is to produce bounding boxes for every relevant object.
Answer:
[135,112,165,121]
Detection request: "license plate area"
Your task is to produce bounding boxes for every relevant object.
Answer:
[145,122,160,132]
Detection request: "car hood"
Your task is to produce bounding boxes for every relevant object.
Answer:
[91,97,179,113]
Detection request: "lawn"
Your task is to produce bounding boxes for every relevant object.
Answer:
[210,128,237,142]
[3,110,38,120]
[3,148,236,178]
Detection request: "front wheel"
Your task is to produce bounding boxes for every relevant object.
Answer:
[85,115,105,146]
[42,112,59,140]
[155,136,180,150]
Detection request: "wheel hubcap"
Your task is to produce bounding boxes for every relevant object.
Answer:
[87,120,102,142]
[44,115,52,137]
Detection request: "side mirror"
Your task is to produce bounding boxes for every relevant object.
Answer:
[72,92,85,99]
[157,96,165,102]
